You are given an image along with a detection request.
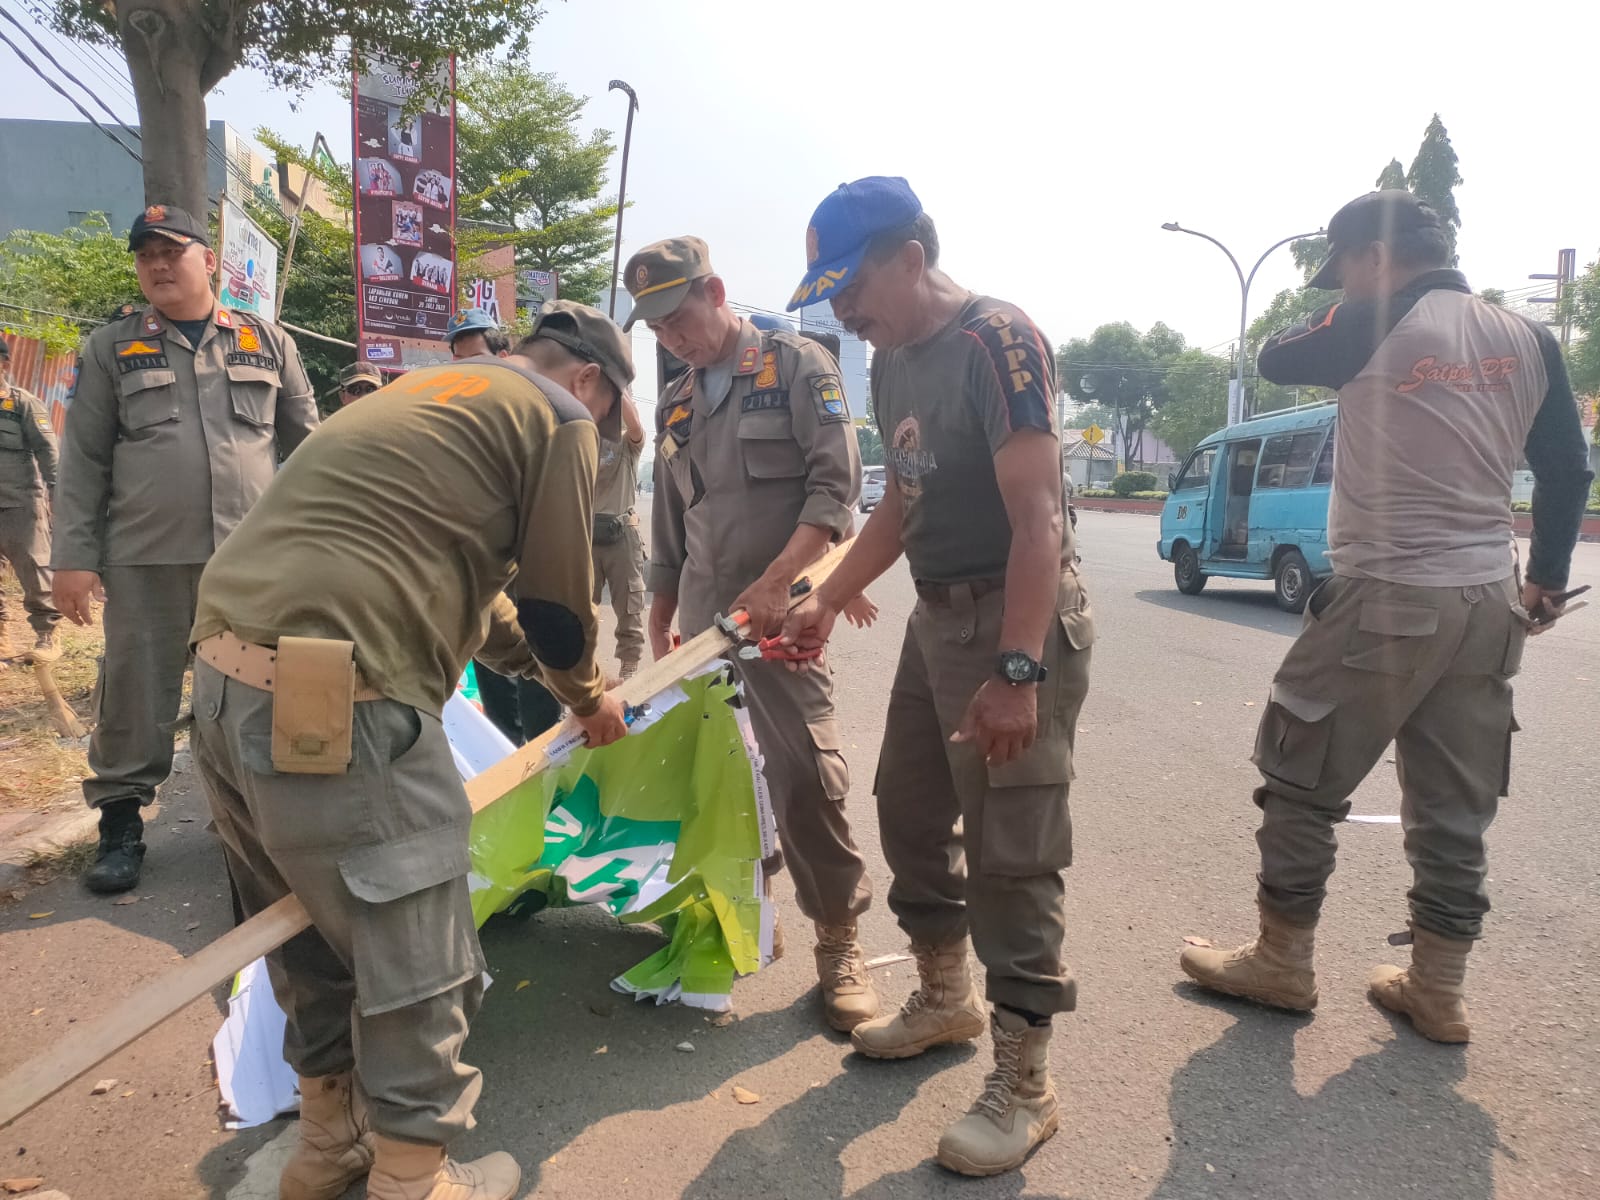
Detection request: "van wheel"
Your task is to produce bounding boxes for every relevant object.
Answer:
[1174,543,1206,595]
[1274,549,1312,613]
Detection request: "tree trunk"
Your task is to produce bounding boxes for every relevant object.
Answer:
[116,1,246,220]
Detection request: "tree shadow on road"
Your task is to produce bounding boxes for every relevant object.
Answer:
[1134,589,1301,638]
[1152,987,1501,1200]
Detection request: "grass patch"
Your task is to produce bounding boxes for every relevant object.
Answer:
[23,834,99,881]
[0,573,100,814]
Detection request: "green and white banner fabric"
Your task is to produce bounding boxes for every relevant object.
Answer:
[215,661,776,1127]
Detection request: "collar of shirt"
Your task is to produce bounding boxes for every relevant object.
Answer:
[1396,268,1471,303]
[142,302,237,351]
[695,319,763,417]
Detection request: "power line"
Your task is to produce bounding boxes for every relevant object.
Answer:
[0,5,140,148]
[19,1,139,107]
[0,25,141,164]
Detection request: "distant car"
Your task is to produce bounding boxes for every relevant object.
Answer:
[861,465,887,512]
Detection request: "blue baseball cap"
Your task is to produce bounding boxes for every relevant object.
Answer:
[786,176,922,312]
[446,306,499,341]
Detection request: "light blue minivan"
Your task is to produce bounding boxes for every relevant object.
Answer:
[1157,403,1337,613]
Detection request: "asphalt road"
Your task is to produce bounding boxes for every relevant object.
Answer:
[2,511,1596,1199]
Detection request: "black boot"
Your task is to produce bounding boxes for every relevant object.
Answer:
[84,800,146,894]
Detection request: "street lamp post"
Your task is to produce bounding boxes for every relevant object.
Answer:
[606,80,640,320]
[1162,222,1324,425]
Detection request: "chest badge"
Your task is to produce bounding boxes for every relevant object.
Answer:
[754,350,779,390]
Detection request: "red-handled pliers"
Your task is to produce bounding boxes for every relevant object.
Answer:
[737,635,822,663]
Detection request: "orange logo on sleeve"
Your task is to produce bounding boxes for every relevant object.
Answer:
[237,326,261,353]
[118,340,161,357]
[754,350,779,389]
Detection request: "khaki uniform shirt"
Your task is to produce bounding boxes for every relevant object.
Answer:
[594,434,641,516]
[53,304,318,571]
[872,295,1074,582]
[191,358,607,718]
[649,321,859,628]
[0,384,58,509]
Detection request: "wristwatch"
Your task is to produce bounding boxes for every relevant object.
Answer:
[996,650,1047,685]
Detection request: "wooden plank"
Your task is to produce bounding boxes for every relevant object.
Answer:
[0,540,848,1129]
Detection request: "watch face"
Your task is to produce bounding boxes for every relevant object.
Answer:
[1002,653,1035,682]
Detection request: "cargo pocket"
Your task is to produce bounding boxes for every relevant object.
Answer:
[1253,685,1336,793]
[807,718,850,802]
[1501,620,1527,679]
[978,749,1073,876]
[338,826,484,1016]
[1499,711,1521,797]
[226,363,280,428]
[1058,569,1096,652]
[627,576,647,616]
[118,369,179,434]
[1342,600,1439,675]
[738,411,806,480]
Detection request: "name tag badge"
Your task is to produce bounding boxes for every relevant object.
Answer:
[114,338,169,374]
[741,390,788,413]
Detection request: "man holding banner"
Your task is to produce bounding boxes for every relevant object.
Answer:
[625,236,878,1036]
[783,178,1094,1177]
[186,302,631,1200]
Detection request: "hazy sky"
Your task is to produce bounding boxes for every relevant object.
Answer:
[7,0,1599,364]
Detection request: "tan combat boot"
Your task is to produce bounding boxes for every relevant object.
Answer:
[278,1073,374,1200]
[936,1009,1059,1176]
[365,1135,520,1200]
[1369,924,1472,1043]
[1179,905,1318,1011]
[814,922,880,1032]
[851,939,986,1059]
[618,659,639,681]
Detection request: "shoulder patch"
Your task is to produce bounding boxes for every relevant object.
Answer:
[736,345,760,375]
[809,374,850,424]
[966,305,1054,433]
[663,398,694,446]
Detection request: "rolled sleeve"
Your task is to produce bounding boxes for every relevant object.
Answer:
[786,341,859,540]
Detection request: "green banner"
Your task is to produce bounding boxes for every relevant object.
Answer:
[466,669,771,1008]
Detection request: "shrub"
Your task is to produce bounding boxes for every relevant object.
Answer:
[1111,471,1159,496]
[1077,488,1117,498]
[1511,501,1532,513]
[1129,490,1169,501]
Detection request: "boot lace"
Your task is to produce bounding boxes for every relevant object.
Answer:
[816,929,866,990]
[897,949,946,1016]
[973,1026,1026,1120]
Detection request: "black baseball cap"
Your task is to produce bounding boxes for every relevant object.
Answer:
[529,300,634,441]
[1307,190,1443,290]
[128,204,209,251]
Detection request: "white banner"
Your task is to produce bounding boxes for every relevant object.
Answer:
[217,198,280,317]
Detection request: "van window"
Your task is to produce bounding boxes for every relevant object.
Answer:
[1311,432,1334,485]
[1256,431,1325,490]
[1174,446,1215,491]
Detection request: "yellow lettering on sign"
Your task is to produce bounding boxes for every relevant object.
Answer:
[1010,369,1035,393]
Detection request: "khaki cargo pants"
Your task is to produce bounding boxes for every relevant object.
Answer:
[1253,573,1526,941]
[592,514,646,672]
[734,652,872,927]
[83,564,204,810]
[875,568,1094,1017]
[191,660,487,1146]
[0,503,58,636]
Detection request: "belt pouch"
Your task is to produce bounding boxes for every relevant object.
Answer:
[271,636,357,774]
